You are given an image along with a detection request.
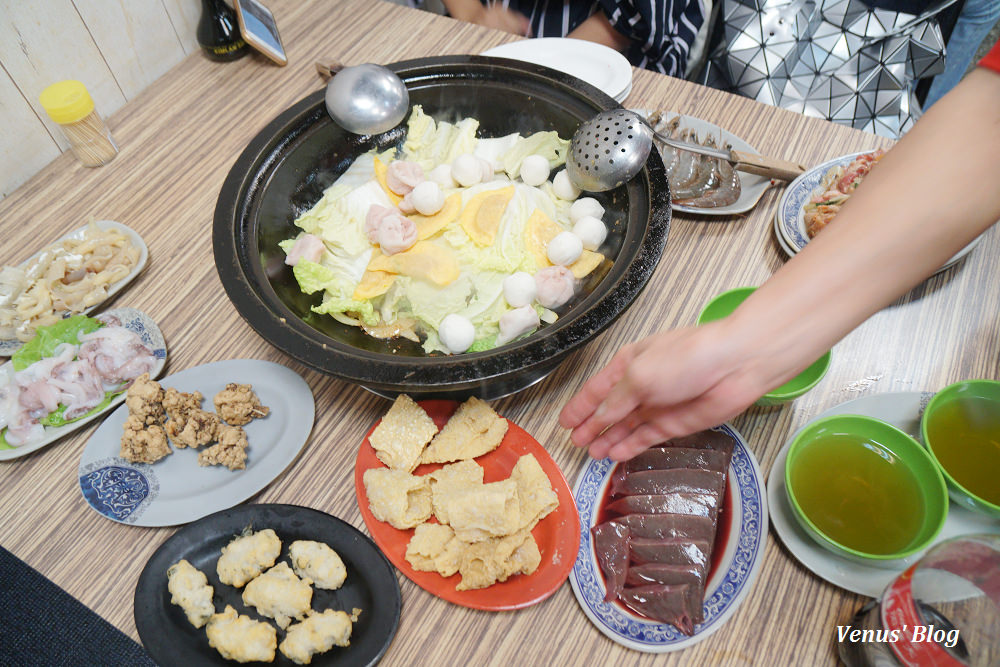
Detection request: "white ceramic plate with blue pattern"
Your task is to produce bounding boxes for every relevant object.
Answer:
[569,424,767,652]
[0,220,149,357]
[775,153,981,273]
[0,307,166,461]
[77,358,314,527]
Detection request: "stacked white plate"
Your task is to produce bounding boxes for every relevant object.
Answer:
[482,38,633,102]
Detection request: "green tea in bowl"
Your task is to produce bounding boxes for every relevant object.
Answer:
[922,379,1000,517]
[785,414,948,563]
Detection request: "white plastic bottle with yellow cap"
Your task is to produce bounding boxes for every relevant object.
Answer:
[39,80,119,167]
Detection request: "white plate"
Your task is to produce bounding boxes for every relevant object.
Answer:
[77,359,315,527]
[775,153,981,274]
[569,424,767,652]
[768,391,1000,598]
[0,220,149,356]
[634,110,772,216]
[0,307,166,461]
[482,38,633,102]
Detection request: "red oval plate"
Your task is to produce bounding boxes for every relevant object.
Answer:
[354,400,581,611]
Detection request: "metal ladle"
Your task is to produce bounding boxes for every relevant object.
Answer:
[319,62,410,135]
[567,108,807,192]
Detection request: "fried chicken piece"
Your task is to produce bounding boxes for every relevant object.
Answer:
[120,414,171,463]
[213,383,270,425]
[124,373,165,426]
[165,408,222,449]
[162,387,204,420]
[205,605,276,663]
[198,424,249,470]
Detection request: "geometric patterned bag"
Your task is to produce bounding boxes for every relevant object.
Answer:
[701,0,958,138]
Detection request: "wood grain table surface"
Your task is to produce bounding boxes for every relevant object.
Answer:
[1,1,997,665]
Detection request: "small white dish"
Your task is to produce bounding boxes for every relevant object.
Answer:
[569,424,767,652]
[78,358,315,527]
[768,391,999,598]
[0,307,166,461]
[482,38,633,101]
[0,220,149,356]
[775,153,981,273]
[633,110,772,216]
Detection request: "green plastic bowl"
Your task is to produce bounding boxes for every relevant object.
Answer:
[697,286,831,405]
[921,379,1000,518]
[785,414,949,563]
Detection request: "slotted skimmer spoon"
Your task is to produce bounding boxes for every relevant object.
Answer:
[567,109,807,192]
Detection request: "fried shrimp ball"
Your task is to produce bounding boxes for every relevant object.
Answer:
[212,384,269,426]
[216,528,281,588]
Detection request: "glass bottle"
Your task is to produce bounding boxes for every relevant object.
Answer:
[197,0,248,62]
[838,534,1000,666]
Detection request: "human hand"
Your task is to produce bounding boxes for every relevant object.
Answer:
[558,322,767,461]
[472,6,531,35]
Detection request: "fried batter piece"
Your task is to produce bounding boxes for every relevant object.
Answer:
[166,559,215,628]
[120,414,171,463]
[198,424,249,470]
[205,605,277,663]
[213,383,270,426]
[124,373,165,426]
[242,561,313,630]
[279,609,360,665]
[162,387,204,419]
[217,528,281,588]
[165,408,222,449]
[288,540,347,590]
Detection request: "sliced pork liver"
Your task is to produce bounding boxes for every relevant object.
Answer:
[591,521,630,602]
[609,468,725,498]
[605,492,718,519]
[619,584,700,635]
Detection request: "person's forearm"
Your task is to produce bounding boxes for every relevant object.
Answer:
[567,12,631,51]
[440,0,482,21]
[726,68,1000,390]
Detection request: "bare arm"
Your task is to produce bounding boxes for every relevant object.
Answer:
[440,0,530,35]
[560,67,1000,460]
[567,11,631,52]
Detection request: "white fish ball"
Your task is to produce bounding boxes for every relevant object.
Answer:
[452,154,483,187]
[547,231,583,266]
[428,164,458,189]
[519,155,551,187]
[439,313,476,354]
[410,181,445,216]
[569,197,605,223]
[552,170,580,200]
[496,305,541,345]
[572,216,607,251]
[503,271,537,308]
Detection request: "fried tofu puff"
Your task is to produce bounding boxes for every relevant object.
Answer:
[166,559,214,628]
[242,561,313,629]
[205,604,276,663]
[217,528,281,587]
[288,540,347,590]
[279,609,360,665]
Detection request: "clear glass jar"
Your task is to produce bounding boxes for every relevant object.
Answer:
[39,80,119,167]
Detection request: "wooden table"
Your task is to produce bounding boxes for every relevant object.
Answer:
[1,1,997,664]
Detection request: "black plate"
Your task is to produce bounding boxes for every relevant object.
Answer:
[214,55,670,399]
[134,504,401,666]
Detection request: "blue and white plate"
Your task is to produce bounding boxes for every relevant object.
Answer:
[569,424,767,652]
[775,152,981,272]
[78,358,314,527]
[0,307,166,461]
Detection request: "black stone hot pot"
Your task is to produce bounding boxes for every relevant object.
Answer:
[213,55,670,400]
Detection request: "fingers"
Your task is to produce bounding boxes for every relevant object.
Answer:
[558,346,634,429]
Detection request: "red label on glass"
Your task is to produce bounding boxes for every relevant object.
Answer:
[880,565,964,667]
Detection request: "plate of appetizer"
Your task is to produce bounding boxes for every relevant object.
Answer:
[354,396,580,610]
[134,503,401,667]
[775,151,981,273]
[0,307,166,461]
[768,391,999,598]
[0,220,148,356]
[482,38,633,102]
[635,110,772,216]
[78,358,314,526]
[569,425,767,652]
